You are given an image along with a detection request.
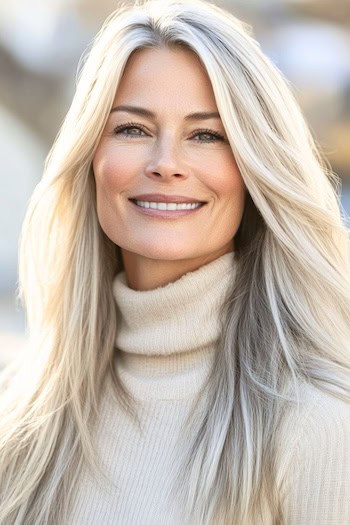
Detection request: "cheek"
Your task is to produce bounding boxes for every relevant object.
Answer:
[203,154,245,202]
[213,158,246,232]
[227,173,246,205]
[92,150,126,238]
[221,156,245,206]
[216,173,244,199]
[93,149,128,195]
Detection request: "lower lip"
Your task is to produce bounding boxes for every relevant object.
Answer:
[129,199,207,219]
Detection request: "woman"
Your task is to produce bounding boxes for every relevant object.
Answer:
[1,0,350,523]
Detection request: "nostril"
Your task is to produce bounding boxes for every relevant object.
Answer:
[150,171,183,178]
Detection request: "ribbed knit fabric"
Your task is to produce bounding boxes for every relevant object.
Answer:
[69,251,350,524]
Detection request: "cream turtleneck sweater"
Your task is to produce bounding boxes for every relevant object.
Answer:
[70,252,350,524]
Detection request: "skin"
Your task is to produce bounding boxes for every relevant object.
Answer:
[93,47,246,291]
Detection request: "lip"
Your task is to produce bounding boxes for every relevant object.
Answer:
[129,198,207,219]
[129,193,206,204]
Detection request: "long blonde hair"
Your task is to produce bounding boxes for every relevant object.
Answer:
[1,0,350,523]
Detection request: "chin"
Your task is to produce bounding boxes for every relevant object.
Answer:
[123,243,202,261]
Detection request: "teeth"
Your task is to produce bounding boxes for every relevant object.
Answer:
[135,200,202,210]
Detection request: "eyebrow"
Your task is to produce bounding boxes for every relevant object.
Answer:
[110,105,221,121]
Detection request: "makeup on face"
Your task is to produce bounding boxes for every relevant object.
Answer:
[93,47,245,289]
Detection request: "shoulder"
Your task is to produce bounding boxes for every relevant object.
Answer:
[277,381,350,474]
[278,381,350,450]
[277,382,350,524]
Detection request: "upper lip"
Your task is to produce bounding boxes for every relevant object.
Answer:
[129,193,206,204]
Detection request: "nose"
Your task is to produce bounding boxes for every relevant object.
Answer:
[144,135,187,181]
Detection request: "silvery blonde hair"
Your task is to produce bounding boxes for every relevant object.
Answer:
[1,0,350,523]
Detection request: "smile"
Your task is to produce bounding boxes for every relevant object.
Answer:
[132,200,204,211]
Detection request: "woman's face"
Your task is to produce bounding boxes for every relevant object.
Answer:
[93,47,245,267]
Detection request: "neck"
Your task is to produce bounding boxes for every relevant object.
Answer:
[120,243,234,291]
[112,250,237,400]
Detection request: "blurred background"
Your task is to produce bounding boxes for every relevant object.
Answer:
[1,0,350,366]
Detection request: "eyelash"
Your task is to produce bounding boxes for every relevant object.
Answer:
[112,121,225,143]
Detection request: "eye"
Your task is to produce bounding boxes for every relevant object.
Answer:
[113,122,148,137]
[190,129,225,143]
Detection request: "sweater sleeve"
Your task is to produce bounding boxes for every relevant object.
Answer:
[278,387,350,525]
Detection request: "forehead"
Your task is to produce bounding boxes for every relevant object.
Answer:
[113,46,219,114]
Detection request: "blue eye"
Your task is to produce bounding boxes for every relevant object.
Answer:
[113,122,148,137]
[192,130,225,143]
[112,123,225,143]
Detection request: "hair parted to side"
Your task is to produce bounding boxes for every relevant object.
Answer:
[1,0,350,523]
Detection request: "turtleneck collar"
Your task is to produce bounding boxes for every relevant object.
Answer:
[112,251,236,400]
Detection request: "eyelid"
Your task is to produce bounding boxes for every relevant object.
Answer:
[113,121,150,135]
[112,122,226,142]
[189,128,226,141]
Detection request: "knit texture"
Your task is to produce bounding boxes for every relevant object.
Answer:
[69,252,350,524]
